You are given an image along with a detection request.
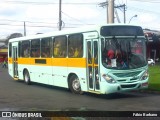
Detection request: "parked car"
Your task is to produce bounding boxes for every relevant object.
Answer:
[148,59,155,65]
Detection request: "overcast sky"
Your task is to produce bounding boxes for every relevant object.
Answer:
[0,0,160,39]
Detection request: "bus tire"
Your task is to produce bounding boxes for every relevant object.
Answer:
[23,70,31,85]
[69,75,83,94]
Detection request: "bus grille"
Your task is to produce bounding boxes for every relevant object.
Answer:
[117,79,127,82]
[113,71,141,78]
[117,78,139,83]
[121,84,137,88]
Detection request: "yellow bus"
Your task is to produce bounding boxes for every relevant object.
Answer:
[8,24,149,94]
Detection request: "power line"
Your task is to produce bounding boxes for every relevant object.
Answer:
[0,23,54,28]
[0,18,93,30]
[3,1,100,5]
[130,0,160,3]
[0,19,57,25]
[127,6,160,15]
[65,23,94,26]
[0,23,77,29]
[127,0,160,15]
[62,11,88,25]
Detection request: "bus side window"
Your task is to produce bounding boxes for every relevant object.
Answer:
[41,37,52,58]
[9,43,12,58]
[18,42,21,57]
[68,33,83,58]
[31,39,40,58]
[22,40,30,58]
[53,36,67,58]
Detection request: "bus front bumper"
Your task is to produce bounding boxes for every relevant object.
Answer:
[101,80,149,94]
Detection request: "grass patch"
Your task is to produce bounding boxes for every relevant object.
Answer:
[148,63,160,91]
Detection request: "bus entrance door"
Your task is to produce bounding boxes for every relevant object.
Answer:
[12,46,18,79]
[87,39,100,92]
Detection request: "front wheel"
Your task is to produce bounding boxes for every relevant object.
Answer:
[23,70,31,85]
[69,75,83,94]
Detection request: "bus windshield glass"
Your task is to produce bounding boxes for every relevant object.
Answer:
[101,38,147,69]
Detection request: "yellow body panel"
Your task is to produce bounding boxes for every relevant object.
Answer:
[8,57,87,68]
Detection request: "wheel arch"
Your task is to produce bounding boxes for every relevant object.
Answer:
[67,72,83,94]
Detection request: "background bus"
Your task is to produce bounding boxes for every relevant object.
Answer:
[8,24,149,94]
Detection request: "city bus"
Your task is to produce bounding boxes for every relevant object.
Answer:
[8,24,149,94]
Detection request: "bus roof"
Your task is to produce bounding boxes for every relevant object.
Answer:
[9,24,142,42]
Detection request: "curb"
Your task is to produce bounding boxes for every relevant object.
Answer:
[139,89,160,94]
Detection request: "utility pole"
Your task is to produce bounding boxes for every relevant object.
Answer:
[115,9,121,23]
[24,21,26,36]
[123,4,126,23]
[108,0,114,23]
[59,0,62,31]
[115,4,126,23]
[99,1,126,24]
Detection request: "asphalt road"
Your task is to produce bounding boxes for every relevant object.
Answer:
[0,67,160,119]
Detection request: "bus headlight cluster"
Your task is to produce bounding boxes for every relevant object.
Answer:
[102,74,116,83]
[141,70,149,80]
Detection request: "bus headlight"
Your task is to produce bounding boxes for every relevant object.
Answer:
[102,74,116,83]
[141,70,149,80]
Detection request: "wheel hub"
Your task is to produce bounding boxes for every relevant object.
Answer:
[72,79,80,91]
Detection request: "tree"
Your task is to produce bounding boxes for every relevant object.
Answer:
[5,33,23,45]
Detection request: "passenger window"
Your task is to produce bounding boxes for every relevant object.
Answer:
[18,42,22,57]
[53,36,67,58]
[41,37,52,58]
[31,39,40,57]
[9,43,12,57]
[68,34,83,58]
[22,41,30,57]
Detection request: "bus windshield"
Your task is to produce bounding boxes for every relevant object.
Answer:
[102,38,147,70]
